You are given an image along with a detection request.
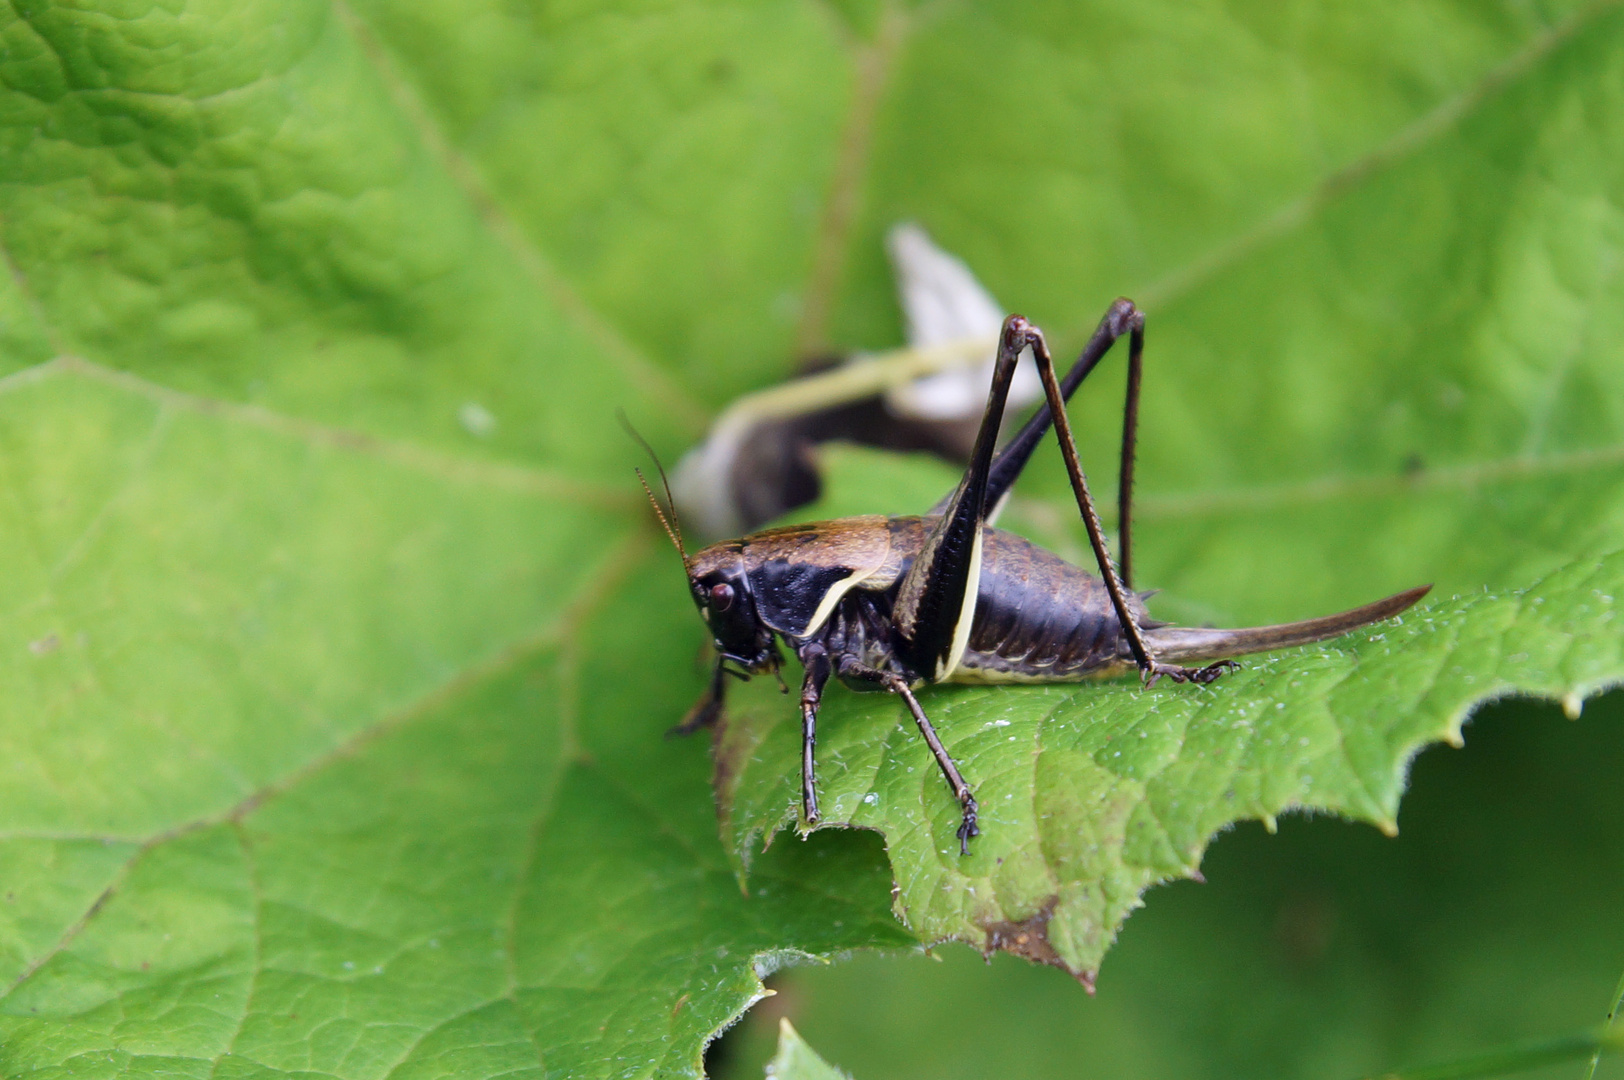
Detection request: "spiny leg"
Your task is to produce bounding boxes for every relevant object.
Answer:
[831,655,980,853]
[968,298,1146,586]
[1117,313,1143,590]
[1009,315,1234,687]
[900,309,1143,680]
[977,298,1142,519]
[797,645,832,827]
[878,672,979,853]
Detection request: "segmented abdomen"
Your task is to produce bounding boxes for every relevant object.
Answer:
[951,529,1151,682]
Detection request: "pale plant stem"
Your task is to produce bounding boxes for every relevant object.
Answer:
[1583,968,1624,1080]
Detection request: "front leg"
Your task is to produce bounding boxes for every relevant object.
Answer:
[668,658,729,737]
[797,644,833,827]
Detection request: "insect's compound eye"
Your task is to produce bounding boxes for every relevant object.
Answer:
[709,582,735,612]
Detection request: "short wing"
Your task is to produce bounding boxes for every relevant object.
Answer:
[741,517,894,639]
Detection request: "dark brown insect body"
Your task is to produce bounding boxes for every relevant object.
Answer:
[651,303,1428,853]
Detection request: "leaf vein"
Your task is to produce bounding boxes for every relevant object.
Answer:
[0,357,630,507]
[1124,0,1624,321]
[207,821,264,1080]
[794,1,912,355]
[1134,441,1624,521]
[1,533,645,1005]
[0,205,64,358]
[326,0,708,431]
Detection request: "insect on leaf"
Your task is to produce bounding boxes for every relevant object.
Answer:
[0,0,1622,1077]
[713,1,1624,981]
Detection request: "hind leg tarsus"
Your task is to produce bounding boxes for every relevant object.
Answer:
[1143,659,1240,689]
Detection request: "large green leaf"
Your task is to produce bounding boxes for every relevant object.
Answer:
[0,1,905,1076]
[0,363,911,1077]
[2,0,1622,1077]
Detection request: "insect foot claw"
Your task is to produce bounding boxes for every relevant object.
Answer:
[801,790,822,831]
[1192,660,1240,685]
[956,798,981,856]
[1142,660,1239,688]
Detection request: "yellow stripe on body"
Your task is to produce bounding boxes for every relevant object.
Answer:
[802,568,879,637]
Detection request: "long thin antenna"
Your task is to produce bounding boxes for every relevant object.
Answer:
[619,411,689,565]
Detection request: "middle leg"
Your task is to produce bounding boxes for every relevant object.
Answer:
[883,673,979,854]
[837,654,980,853]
